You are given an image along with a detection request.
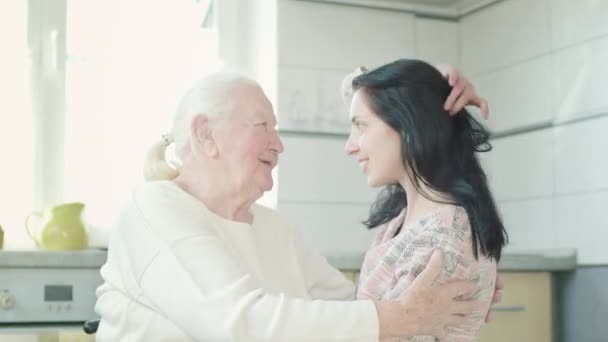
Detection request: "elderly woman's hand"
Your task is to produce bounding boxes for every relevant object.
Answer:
[484,273,505,323]
[340,66,367,110]
[435,63,490,119]
[342,63,489,120]
[374,250,480,340]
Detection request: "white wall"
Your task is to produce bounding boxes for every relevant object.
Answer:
[275,0,461,256]
[414,18,459,66]
[217,0,280,208]
[464,0,608,264]
[276,0,417,134]
[276,0,608,264]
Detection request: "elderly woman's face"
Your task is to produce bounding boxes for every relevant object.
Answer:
[215,84,284,196]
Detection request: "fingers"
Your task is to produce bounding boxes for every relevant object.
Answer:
[443,280,477,300]
[437,280,479,316]
[459,283,478,300]
[446,90,491,119]
[443,81,464,112]
[443,76,492,119]
[492,289,503,304]
[447,313,468,326]
[466,95,490,119]
[447,68,459,87]
[492,273,504,304]
[453,299,481,316]
[479,97,490,119]
[487,282,501,322]
[450,88,471,115]
[341,66,367,107]
[495,273,504,291]
[413,249,445,287]
[485,309,495,323]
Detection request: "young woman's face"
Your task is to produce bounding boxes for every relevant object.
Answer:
[344,90,407,187]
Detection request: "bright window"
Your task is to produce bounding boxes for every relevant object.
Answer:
[63,0,219,232]
[0,1,35,249]
[1,0,219,248]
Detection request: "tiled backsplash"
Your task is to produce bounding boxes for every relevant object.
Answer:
[275,0,608,265]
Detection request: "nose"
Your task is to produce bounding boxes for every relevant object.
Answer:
[270,131,284,154]
[344,133,359,156]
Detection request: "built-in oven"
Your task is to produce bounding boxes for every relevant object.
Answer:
[0,249,106,338]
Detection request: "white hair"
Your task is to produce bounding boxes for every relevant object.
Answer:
[143,72,259,181]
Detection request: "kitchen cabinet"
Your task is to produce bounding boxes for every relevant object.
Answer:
[340,270,554,342]
[479,272,552,342]
[0,329,94,342]
[333,249,574,342]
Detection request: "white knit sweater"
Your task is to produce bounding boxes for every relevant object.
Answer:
[95,181,379,341]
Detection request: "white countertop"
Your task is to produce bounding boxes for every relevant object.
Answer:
[0,249,107,268]
[324,248,578,272]
[0,247,577,272]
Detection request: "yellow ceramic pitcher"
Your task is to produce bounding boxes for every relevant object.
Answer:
[25,202,88,251]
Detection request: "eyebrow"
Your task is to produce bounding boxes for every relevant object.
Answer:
[351,116,359,124]
[251,112,276,123]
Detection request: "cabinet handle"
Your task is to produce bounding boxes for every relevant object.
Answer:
[493,305,526,312]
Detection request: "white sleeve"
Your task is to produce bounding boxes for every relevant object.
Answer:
[293,231,357,301]
[139,234,378,341]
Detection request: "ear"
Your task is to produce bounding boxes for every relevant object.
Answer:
[191,114,218,157]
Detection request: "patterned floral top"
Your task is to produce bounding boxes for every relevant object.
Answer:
[356,205,496,341]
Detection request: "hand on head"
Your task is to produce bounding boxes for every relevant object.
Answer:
[342,63,490,120]
[436,63,490,119]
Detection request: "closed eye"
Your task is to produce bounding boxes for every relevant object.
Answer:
[255,121,280,133]
[254,122,270,131]
[352,120,366,129]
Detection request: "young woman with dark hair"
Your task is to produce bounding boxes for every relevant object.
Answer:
[343,59,508,341]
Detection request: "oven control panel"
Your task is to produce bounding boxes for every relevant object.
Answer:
[0,267,103,323]
[0,291,16,310]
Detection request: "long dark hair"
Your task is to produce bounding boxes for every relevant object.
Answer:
[352,59,507,261]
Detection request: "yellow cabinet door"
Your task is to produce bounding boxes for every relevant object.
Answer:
[0,331,95,342]
[480,272,552,342]
[341,271,359,283]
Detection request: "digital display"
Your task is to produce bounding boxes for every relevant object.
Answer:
[44,285,73,302]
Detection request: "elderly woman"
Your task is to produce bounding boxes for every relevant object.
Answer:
[95,71,492,341]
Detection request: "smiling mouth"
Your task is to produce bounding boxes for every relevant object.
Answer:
[358,159,368,171]
[260,160,275,167]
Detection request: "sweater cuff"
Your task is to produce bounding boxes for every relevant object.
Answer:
[356,299,380,341]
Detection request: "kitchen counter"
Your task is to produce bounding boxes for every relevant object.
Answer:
[0,247,577,272]
[494,248,577,272]
[0,249,107,268]
[325,248,577,272]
